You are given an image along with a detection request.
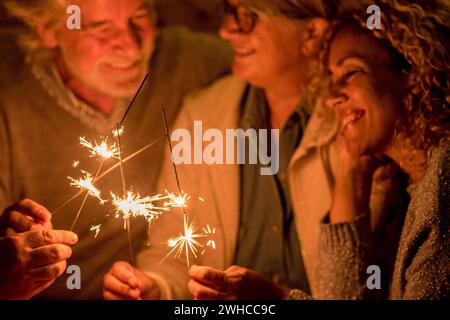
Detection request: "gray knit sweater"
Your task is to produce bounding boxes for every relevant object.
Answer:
[289,142,450,300]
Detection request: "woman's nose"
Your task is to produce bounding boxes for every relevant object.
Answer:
[219,14,240,40]
[325,86,347,110]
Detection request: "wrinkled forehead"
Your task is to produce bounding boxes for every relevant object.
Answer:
[73,0,153,8]
[70,0,152,23]
[74,0,153,18]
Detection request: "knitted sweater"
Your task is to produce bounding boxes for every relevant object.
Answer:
[289,142,450,300]
[0,26,231,299]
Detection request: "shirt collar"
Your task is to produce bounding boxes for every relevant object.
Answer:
[30,61,130,135]
[240,85,310,131]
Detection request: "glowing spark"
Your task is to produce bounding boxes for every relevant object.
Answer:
[198,197,205,202]
[201,225,216,254]
[165,217,205,266]
[79,137,119,160]
[202,224,216,236]
[72,161,80,168]
[206,240,216,250]
[90,224,102,238]
[68,171,107,204]
[111,191,169,224]
[163,190,190,208]
[112,126,124,137]
[161,217,216,267]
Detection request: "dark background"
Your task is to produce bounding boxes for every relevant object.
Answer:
[0,0,222,36]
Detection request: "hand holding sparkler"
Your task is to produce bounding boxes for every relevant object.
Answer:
[188,265,291,300]
[0,199,53,236]
[103,261,161,300]
[0,225,78,299]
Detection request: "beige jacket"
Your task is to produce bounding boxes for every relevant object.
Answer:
[137,75,339,299]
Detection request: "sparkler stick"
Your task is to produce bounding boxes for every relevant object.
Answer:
[110,73,149,268]
[114,122,136,268]
[161,109,187,217]
[69,161,105,231]
[112,75,148,272]
[119,74,149,126]
[160,109,217,267]
[161,109,195,267]
[115,124,127,194]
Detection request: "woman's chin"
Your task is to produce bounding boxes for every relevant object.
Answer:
[345,140,367,158]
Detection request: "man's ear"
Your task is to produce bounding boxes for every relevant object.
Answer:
[301,18,329,58]
[36,25,58,49]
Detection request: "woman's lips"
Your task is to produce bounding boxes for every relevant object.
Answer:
[234,48,256,57]
[341,109,366,134]
[102,61,140,73]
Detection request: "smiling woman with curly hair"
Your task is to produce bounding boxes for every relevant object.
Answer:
[294,0,450,299]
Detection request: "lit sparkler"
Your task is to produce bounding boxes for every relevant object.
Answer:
[68,170,107,205]
[160,108,218,267]
[112,126,124,138]
[111,191,170,226]
[52,137,164,215]
[163,190,190,208]
[161,216,217,267]
[162,216,205,267]
[79,137,120,160]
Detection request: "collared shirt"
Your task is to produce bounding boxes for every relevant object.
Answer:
[234,86,311,292]
[30,62,130,135]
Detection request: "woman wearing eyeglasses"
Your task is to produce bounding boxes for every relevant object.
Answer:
[102,0,347,300]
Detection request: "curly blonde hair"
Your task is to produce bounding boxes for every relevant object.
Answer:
[4,0,156,63]
[309,0,450,153]
[238,0,336,19]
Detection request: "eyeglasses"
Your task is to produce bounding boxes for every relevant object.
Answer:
[222,0,259,34]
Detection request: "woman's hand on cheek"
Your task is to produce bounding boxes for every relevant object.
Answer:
[330,132,388,224]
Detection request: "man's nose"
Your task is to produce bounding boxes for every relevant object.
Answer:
[219,14,240,40]
[111,28,141,58]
